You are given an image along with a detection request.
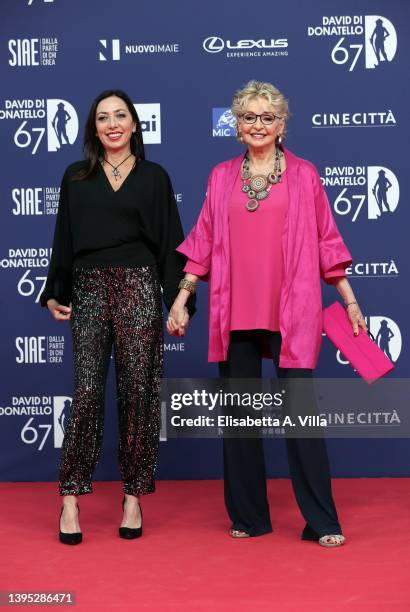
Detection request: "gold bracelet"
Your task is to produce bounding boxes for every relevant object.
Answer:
[178,278,197,294]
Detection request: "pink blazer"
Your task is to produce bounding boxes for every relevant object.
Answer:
[177,148,352,368]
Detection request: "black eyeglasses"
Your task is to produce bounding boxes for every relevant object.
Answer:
[239,112,282,125]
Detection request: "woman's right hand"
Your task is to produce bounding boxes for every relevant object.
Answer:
[47,299,72,321]
[167,302,189,336]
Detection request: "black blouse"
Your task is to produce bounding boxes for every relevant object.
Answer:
[40,159,194,314]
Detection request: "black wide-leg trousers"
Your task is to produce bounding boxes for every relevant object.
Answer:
[219,330,342,539]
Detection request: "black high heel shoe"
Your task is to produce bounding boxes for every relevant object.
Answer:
[59,504,82,545]
[119,496,142,540]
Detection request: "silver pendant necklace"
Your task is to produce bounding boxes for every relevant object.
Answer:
[103,153,133,181]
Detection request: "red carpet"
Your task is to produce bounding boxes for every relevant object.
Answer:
[1,479,409,611]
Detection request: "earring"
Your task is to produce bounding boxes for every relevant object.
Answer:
[277,135,283,144]
[236,130,243,143]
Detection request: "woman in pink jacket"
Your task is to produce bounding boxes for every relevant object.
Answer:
[168,80,366,547]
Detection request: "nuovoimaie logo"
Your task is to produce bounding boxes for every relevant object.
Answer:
[99,39,121,61]
[99,38,179,61]
[212,108,236,137]
[307,15,397,71]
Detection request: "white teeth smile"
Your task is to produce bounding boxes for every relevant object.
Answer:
[107,133,122,140]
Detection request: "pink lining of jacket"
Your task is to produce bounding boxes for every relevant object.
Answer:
[176,148,352,368]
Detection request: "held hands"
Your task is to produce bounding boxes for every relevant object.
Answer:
[167,302,189,336]
[47,298,72,321]
[346,302,367,336]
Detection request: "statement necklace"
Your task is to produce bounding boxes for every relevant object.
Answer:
[241,149,283,212]
[103,153,133,180]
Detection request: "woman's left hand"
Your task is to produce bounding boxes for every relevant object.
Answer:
[346,302,367,336]
[167,303,189,336]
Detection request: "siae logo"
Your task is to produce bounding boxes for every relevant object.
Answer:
[212,108,236,137]
[8,37,59,67]
[15,335,65,364]
[12,187,45,216]
[307,15,397,71]
[336,316,402,366]
[322,165,399,221]
[11,186,60,216]
[134,103,161,144]
[15,336,47,364]
[99,39,121,61]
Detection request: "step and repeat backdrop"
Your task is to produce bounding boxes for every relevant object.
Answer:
[1,0,409,482]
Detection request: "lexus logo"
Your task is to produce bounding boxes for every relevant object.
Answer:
[203,36,288,54]
[203,36,225,53]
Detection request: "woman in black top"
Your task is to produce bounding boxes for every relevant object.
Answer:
[41,89,193,544]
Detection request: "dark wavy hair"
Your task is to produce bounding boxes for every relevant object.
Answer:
[75,89,145,180]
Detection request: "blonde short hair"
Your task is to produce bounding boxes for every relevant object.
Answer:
[231,80,289,138]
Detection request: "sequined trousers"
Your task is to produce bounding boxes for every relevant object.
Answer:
[59,266,163,497]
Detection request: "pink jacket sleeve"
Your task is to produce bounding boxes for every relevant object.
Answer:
[183,260,209,276]
[176,172,214,279]
[311,166,352,283]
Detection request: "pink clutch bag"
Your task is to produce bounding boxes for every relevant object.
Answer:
[322,301,395,383]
